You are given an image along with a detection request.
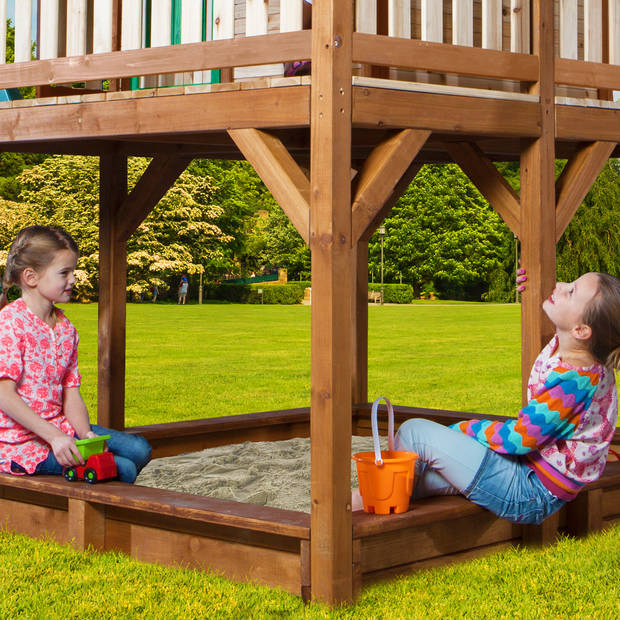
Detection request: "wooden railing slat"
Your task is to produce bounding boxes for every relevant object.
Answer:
[181,0,207,84]
[584,0,603,62]
[356,0,377,34]
[237,0,281,80]
[611,0,620,64]
[560,0,579,59]
[510,0,530,54]
[389,0,411,38]
[66,0,87,57]
[121,0,143,50]
[280,0,304,32]
[421,0,443,43]
[482,0,502,50]
[452,0,473,46]
[15,0,33,63]
[0,0,7,65]
[93,0,114,53]
[40,0,60,60]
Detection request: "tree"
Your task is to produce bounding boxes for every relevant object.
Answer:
[374,164,513,300]
[13,156,233,300]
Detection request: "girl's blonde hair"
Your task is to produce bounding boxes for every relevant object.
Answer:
[584,272,620,370]
[0,225,78,310]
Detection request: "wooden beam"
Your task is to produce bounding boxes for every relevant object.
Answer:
[556,105,620,142]
[310,0,354,605]
[116,155,192,242]
[98,154,128,430]
[0,87,310,144]
[353,241,369,407]
[352,33,539,82]
[446,142,521,236]
[0,30,311,89]
[352,87,541,138]
[555,57,620,90]
[352,129,429,243]
[555,141,616,242]
[519,0,556,404]
[228,129,310,245]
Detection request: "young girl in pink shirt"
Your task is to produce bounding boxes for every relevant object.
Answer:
[0,226,150,482]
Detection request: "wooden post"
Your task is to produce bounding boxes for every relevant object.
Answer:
[353,241,369,407]
[310,0,354,605]
[519,0,556,404]
[98,155,128,430]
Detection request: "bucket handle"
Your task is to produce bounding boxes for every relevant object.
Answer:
[371,396,395,466]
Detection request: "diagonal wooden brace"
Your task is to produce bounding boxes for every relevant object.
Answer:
[116,154,193,242]
[352,129,429,243]
[555,140,616,242]
[228,128,310,245]
[446,141,521,237]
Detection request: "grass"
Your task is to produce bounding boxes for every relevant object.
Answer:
[2,301,619,618]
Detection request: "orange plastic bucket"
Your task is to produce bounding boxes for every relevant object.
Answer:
[352,397,417,514]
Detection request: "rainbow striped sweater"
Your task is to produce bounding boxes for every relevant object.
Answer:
[451,337,618,501]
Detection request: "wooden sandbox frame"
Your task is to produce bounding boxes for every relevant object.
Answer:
[2,0,620,605]
[1,405,619,600]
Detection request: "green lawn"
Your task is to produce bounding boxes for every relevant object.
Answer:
[2,302,619,619]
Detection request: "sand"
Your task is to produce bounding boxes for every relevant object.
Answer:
[136,436,387,513]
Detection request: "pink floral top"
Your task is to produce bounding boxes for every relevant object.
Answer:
[0,298,80,474]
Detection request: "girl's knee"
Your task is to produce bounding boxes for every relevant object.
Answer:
[114,456,138,483]
[396,418,441,449]
[132,435,152,471]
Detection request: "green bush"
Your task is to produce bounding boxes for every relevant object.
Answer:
[368,283,414,303]
[205,283,305,304]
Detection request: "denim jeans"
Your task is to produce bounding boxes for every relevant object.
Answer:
[395,418,565,525]
[32,424,151,483]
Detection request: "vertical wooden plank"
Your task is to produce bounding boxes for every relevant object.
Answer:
[610,0,620,64]
[149,0,174,86]
[181,0,206,84]
[353,242,369,406]
[389,0,411,38]
[68,498,106,551]
[356,0,377,34]
[522,510,560,546]
[310,0,354,605]
[15,0,33,62]
[584,0,603,62]
[93,0,114,52]
[482,0,503,50]
[121,0,143,50]
[510,0,530,53]
[39,0,60,60]
[281,0,304,32]
[235,0,282,79]
[559,0,578,59]
[213,0,234,82]
[565,489,603,536]
[66,0,87,56]
[452,0,473,46]
[519,0,556,404]
[98,155,128,431]
[421,0,443,42]
[0,0,7,64]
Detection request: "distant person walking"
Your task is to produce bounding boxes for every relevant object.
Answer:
[178,276,188,305]
[151,284,158,303]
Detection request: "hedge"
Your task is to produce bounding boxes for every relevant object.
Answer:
[368,283,414,304]
[205,282,306,304]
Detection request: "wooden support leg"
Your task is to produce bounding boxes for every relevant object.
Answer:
[353,241,369,410]
[565,489,603,537]
[310,0,354,605]
[98,155,128,430]
[68,498,106,551]
[522,510,560,547]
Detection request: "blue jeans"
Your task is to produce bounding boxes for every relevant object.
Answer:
[33,425,151,483]
[395,418,565,525]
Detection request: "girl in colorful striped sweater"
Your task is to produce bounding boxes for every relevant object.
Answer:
[393,272,620,524]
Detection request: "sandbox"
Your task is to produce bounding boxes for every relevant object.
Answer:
[1,404,619,600]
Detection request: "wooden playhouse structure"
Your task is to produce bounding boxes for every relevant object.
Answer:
[0,0,619,605]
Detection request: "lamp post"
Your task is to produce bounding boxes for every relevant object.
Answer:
[379,225,385,306]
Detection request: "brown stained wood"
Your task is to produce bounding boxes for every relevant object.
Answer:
[522,510,560,546]
[446,141,521,236]
[0,498,70,543]
[128,523,303,594]
[556,57,620,90]
[98,155,128,430]
[352,87,541,138]
[565,488,603,537]
[351,129,429,243]
[300,540,312,602]
[556,106,620,142]
[352,33,539,82]
[555,141,616,242]
[519,0,556,404]
[228,129,310,244]
[353,241,369,405]
[116,155,193,242]
[0,30,311,89]
[362,541,516,586]
[602,488,620,519]
[359,510,519,573]
[310,0,355,605]
[68,498,106,551]
[0,87,310,144]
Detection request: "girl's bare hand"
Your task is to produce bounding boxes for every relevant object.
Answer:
[50,434,84,467]
[517,268,527,292]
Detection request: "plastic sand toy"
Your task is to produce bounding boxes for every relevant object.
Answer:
[63,435,117,484]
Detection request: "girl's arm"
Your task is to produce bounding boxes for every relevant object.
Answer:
[62,387,96,440]
[451,366,600,454]
[0,379,84,466]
